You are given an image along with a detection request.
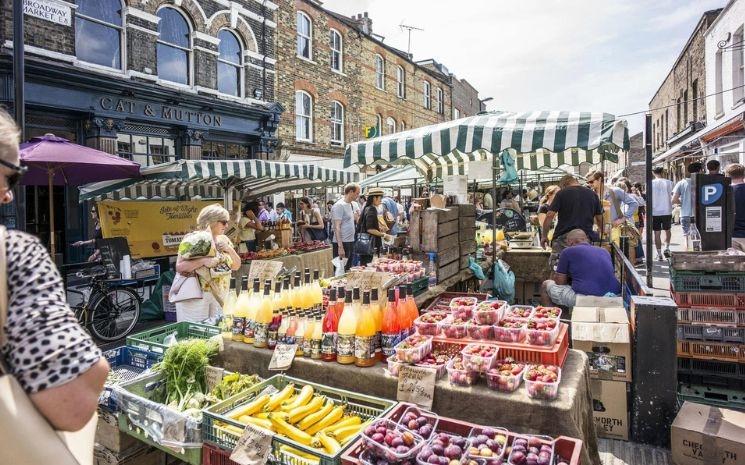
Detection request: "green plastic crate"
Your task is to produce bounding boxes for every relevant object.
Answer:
[202,374,398,465]
[118,414,202,465]
[126,322,220,354]
[670,269,745,293]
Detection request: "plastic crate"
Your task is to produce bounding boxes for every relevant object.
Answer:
[100,346,162,411]
[677,358,745,390]
[341,402,583,465]
[670,251,745,272]
[671,270,745,293]
[117,414,202,465]
[676,324,745,343]
[678,384,745,411]
[202,374,397,465]
[671,291,745,308]
[410,276,430,296]
[126,322,220,354]
[677,307,741,326]
[676,341,741,361]
[423,292,489,313]
[202,442,240,465]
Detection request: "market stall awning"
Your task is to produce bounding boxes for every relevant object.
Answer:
[344,111,629,172]
[79,159,359,201]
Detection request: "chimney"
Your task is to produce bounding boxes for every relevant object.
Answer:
[355,11,372,35]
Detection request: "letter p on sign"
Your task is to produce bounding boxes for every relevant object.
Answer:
[700,184,723,205]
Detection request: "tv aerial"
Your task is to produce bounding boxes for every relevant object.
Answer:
[399,22,424,56]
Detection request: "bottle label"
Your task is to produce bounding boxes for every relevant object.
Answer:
[302,337,312,357]
[295,336,305,354]
[337,334,355,358]
[253,323,268,347]
[321,332,337,355]
[268,330,278,348]
[311,339,322,359]
[381,333,398,357]
[244,319,256,340]
[354,335,374,360]
[232,317,245,338]
[374,331,382,355]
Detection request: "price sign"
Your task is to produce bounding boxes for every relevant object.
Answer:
[205,366,225,392]
[347,271,393,292]
[229,422,275,465]
[397,365,436,410]
[248,260,284,284]
[268,343,297,371]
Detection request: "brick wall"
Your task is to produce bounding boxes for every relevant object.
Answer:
[451,77,481,118]
[625,132,646,184]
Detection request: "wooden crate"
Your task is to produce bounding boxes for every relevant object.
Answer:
[422,207,459,224]
[96,408,139,454]
[460,239,477,255]
[421,221,459,251]
[458,203,477,217]
[422,231,459,253]
[409,210,422,252]
[417,246,459,266]
[514,280,543,305]
[436,260,461,282]
[459,226,475,242]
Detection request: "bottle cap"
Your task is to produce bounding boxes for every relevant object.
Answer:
[362,291,371,305]
[388,288,396,301]
[345,289,353,303]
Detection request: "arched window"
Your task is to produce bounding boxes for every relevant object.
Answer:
[375,55,385,90]
[75,0,123,69]
[297,11,312,59]
[330,101,344,146]
[157,7,191,85]
[386,117,396,134]
[396,65,405,98]
[400,121,406,131]
[436,87,444,114]
[375,114,383,137]
[296,91,313,141]
[217,30,242,96]
[329,29,342,72]
[423,81,431,109]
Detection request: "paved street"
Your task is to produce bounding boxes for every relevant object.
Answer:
[635,222,688,297]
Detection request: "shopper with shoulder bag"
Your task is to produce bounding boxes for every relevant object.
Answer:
[355,188,394,266]
[0,109,109,465]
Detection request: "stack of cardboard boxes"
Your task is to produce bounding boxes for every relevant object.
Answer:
[670,401,745,465]
[571,297,632,441]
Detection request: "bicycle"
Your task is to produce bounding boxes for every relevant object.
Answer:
[66,264,142,342]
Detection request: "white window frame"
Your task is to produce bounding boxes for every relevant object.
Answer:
[375,55,385,90]
[400,120,406,131]
[386,117,396,134]
[733,26,744,105]
[295,90,313,142]
[156,6,193,86]
[436,87,444,114]
[715,49,724,116]
[396,65,405,98]
[217,29,244,98]
[330,101,344,146]
[329,28,342,72]
[75,0,125,71]
[423,81,431,109]
[376,114,383,137]
[296,11,312,60]
[453,108,460,119]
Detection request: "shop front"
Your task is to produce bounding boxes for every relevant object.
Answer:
[0,57,282,262]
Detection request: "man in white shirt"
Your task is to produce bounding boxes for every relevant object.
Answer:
[331,182,360,271]
[672,162,703,237]
[651,167,674,260]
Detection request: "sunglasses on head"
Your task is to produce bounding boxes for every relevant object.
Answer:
[0,158,26,191]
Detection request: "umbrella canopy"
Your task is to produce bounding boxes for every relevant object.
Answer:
[79,159,359,202]
[20,134,140,185]
[344,111,629,173]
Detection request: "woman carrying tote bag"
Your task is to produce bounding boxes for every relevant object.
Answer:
[0,109,109,465]
[355,188,394,267]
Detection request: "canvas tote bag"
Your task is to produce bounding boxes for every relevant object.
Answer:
[0,226,97,465]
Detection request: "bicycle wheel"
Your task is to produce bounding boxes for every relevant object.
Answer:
[89,287,141,342]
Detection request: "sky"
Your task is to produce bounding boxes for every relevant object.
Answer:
[322,0,727,135]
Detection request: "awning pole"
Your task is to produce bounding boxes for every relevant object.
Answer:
[492,151,498,296]
[645,114,654,288]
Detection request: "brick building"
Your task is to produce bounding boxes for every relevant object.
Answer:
[0,0,282,258]
[649,9,721,179]
[417,58,484,119]
[273,0,470,167]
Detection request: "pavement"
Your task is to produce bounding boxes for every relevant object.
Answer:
[633,222,687,297]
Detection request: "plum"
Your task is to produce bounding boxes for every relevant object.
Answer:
[431,444,444,456]
[408,419,419,430]
[427,456,440,464]
[419,447,433,461]
[419,425,433,438]
[510,451,526,465]
[365,425,377,436]
[396,446,410,455]
[417,416,428,426]
[444,445,462,459]
[438,457,449,465]
[372,433,385,443]
[391,437,404,448]
[482,427,496,438]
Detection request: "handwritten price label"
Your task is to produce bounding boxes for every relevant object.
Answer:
[268,343,297,371]
[229,422,274,465]
[205,366,225,392]
[397,364,436,410]
[248,260,283,284]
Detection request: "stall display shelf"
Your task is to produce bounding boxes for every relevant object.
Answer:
[677,307,743,326]
[676,340,742,362]
[678,383,745,411]
[670,269,745,293]
[671,290,745,309]
[341,402,583,465]
[424,292,490,313]
[202,374,397,465]
[126,322,220,355]
[676,324,745,343]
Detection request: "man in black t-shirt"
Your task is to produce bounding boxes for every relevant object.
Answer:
[541,175,603,268]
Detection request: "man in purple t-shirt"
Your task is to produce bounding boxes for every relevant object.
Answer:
[540,229,621,308]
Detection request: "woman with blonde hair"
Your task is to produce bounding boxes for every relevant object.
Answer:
[174,204,241,322]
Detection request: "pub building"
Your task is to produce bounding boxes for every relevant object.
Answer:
[0,0,282,263]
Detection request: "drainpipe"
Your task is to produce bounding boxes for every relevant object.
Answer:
[261,0,267,102]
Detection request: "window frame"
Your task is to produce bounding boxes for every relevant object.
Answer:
[330,100,344,146]
[436,87,444,114]
[423,81,431,109]
[396,65,405,98]
[74,0,125,70]
[400,120,406,131]
[715,49,724,116]
[385,117,396,135]
[375,55,385,90]
[376,114,383,137]
[295,90,313,142]
[329,28,343,72]
[296,11,313,60]
[156,6,193,86]
[453,108,460,119]
[217,29,244,97]
[733,27,744,105]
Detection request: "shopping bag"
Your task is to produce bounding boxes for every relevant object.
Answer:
[332,257,347,277]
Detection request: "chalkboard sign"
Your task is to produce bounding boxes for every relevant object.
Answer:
[96,237,131,278]
[492,209,527,232]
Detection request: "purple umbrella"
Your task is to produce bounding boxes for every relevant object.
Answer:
[19,133,140,255]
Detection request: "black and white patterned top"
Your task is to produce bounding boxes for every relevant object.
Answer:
[1,230,102,394]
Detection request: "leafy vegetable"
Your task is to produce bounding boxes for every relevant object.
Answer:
[178,231,214,259]
[210,372,261,400]
[153,339,219,416]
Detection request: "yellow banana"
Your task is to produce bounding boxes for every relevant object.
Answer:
[314,432,341,454]
[254,412,271,419]
[264,384,295,412]
[288,396,325,424]
[329,422,365,443]
[281,385,314,411]
[305,406,345,436]
[280,445,321,463]
[319,415,361,435]
[238,415,275,431]
[215,423,245,436]
[297,400,335,431]
[228,394,270,419]
[270,414,314,446]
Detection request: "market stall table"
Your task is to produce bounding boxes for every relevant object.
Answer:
[216,343,599,465]
[237,247,333,279]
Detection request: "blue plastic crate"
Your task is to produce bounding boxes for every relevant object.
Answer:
[100,347,162,411]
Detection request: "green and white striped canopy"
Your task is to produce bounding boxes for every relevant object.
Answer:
[80,159,358,201]
[344,111,629,175]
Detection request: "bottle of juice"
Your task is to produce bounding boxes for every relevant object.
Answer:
[321,289,339,362]
[253,280,273,348]
[303,268,313,312]
[381,288,400,358]
[295,317,306,356]
[231,276,249,342]
[370,288,383,361]
[278,313,289,344]
[397,286,410,341]
[243,278,260,344]
[334,286,345,321]
[311,318,323,359]
[352,287,361,315]
[312,269,323,308]
[302,314,314,357]
[222,277,237,339]
[268,281,284,349]
[405,284,419,333]
[336,290,356,364]
[355,291,377,367]
[291,272,302,313]
[285,312,297,345]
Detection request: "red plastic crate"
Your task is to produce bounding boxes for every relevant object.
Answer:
[341,402,583,465]
[424,292,490,313]
[676,341,741,362]
[202,443,239,465]
[431,323,570,367]
[671,290,745,308]
[677,307,740,326]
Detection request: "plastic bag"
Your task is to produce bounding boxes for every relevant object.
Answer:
[492,259,515,303]
[498,150,518,184]
[467,257,486,280]
[333,256,347,277]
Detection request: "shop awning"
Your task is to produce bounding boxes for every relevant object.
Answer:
[79,159,359,201]
[652,128,704,165]
[344,111,629,173]
[360,166,420,188]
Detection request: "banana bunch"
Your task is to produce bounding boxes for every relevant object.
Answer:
[218,383,369,458]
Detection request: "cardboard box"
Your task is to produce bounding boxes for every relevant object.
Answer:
[591,379,629,440]
[571,306,632,382]
[671,401,745,465]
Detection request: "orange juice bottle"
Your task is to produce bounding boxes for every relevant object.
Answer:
[321,288,339,362]
[397,286,410,340]
[232,276,249,342]
[405,284,419,332]
[382,288,400,358]
[253,280,273,348]
[295,317,306,356]
[370,288,383,361]
[312,269,323,308]
[302,314,314,357]
[334,287,345,321]
[355,291,377,367]
[285,313,297,345]
[336,290,357,364]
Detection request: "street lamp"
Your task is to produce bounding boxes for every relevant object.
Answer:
[479,97,494,112]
